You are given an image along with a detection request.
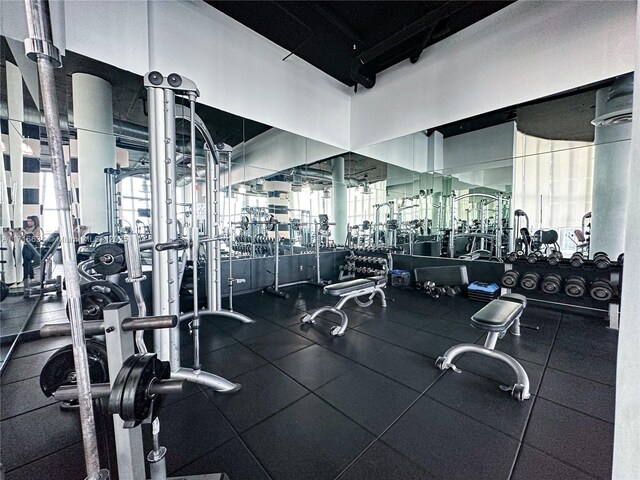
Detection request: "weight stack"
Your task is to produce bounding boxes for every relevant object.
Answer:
[467,282,500,302]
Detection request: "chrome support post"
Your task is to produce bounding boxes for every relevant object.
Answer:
[449,192,456,258]
[23,2,104,478]
[189,94,201,372]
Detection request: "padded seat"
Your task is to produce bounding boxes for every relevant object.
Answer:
[470,299,523,332]
[323,278,374,296]
[367,275,387,286]
[499,293,527,308]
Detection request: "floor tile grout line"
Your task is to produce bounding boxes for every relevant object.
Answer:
[2,439,86,475]
[332,370,448,480]
[515,441,602,480]
[506,309,564,480]
[165,385,276,480]
[531,394,615,425]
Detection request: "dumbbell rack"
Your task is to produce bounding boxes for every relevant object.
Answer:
[339,248,394,281]
[500,254,623,329]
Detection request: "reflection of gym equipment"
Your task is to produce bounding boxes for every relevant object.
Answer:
[513,209,531,255]
[436,293,531,401]
[449,192,505,259]
[23,232,63,298]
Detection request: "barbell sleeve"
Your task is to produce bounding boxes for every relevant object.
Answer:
[53,380,185,401]
[40,320,105,337]
[121,315,178,332]
[155,239,189,251]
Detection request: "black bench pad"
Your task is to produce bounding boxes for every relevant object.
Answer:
[470,299,523,332]
[324,278,375,296]
[499,293,527,308]
[367,275,387,286]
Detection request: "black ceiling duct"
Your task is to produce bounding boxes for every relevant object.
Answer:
[351,1,472,89]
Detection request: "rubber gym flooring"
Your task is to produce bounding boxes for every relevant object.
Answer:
[1,285,617,479]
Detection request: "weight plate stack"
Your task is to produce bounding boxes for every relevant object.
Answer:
[541,274,562,294]
[67,280,130,321]
[564,276,587,298]
[109,353,170,428]
[589,279,615,301]
[519,272,540,291]
[500,270,520,288]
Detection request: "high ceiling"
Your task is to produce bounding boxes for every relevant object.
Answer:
[207,1,514,89]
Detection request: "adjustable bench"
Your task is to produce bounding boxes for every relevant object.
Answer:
[301,275,387,336]
[435,293,532,401]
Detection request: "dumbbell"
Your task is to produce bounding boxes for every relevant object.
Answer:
[526,251,544,264]
[519,272,540,291]
[617,253,624,266]
[505,251,521,263]
[564,276,587,297]
[547,251,563,266]
[592,252,611,269]
[589,279,615,301]
[569,252,584,268]
[540,274,563,294]
[500,270,520,288]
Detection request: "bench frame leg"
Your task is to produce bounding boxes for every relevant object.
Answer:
[435,343,531,401]
[300,285,386,337]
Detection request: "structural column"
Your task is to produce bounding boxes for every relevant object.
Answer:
[72,73,116,234]
[332,156,347,244]
[590,74,633,258]
[6,61,25,283]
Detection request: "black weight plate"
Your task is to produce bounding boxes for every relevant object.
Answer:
[93,243,127,275]
[109,354,141,424]
[83,280,129,303]
[40,342,109,397]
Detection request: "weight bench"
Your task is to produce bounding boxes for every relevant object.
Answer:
[435,293,531,401]
[301,275,387,336]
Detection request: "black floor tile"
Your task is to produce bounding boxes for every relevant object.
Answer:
[357,345,442,392]
[10,336,73,359]
[547,346,616,386]
[199,343,267,380]
[382,396,519,480]
[554,314,618,361]
[196,327,239,354]
[1,376,57,419]
[338,309,377,328]
[511,444,596,480]
[212,364,309,432]
[255,308,309,328]
[141,391,235,474]
[523,398,613,479]
[219,318,282,342]
[315,329,392,364]
[426,370,534,439]
[418,317,485,343]
[4,442,88,480]
[0,403,83,471]
[516,314,560,347]
[273,345,358,390]
[339,441,437,480]
[538,368,615,423]
[288,320,341,344]
[171,438,271,480]
[315,366,418,435]
[371,306,440,331]
[455,354,545,394]
[245,329,313,361]
[242,394,374,480]
[355,321,458,359]
[1,350,54,385]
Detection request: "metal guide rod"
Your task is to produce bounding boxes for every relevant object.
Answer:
[496,192,503,257]
[189,95,201,371]
[449,192,456,258]
[205,147,217,312]
[23,1,104,479]
[226,151,234,309]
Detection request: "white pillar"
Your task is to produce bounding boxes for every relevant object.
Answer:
[590,74,633,258]
[332,157,347,244]
[7,61,24,283]
[72,73,115,233]
[612,5,640,477]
